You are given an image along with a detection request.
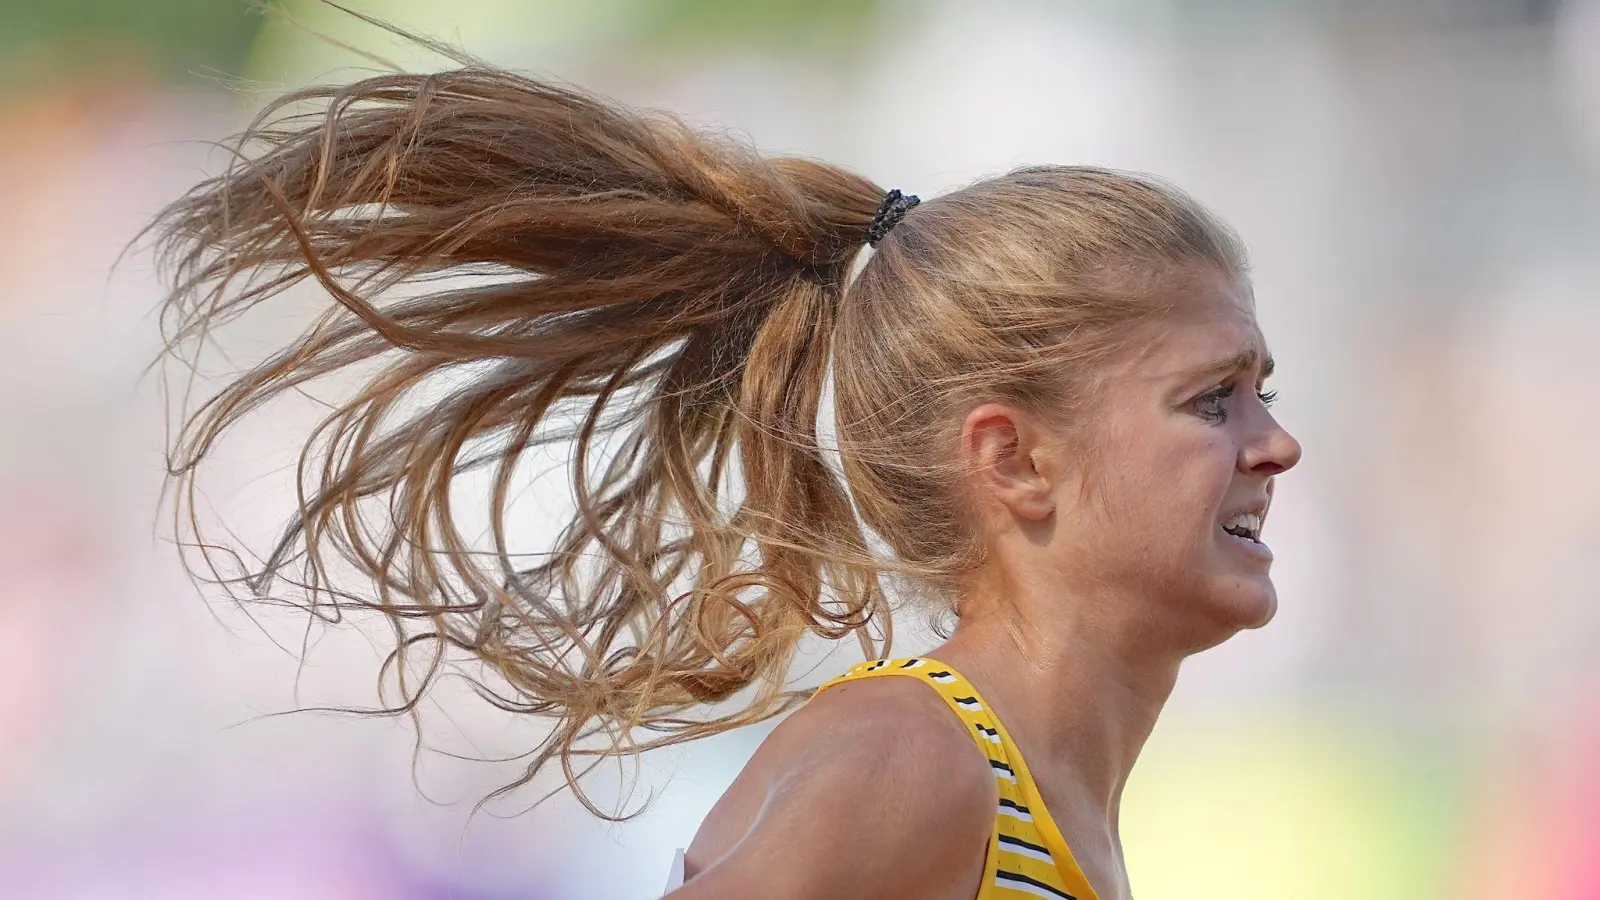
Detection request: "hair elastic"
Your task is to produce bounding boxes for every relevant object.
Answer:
[866,188,920,246]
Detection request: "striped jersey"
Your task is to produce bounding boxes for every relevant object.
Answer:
[814,657,1101,900]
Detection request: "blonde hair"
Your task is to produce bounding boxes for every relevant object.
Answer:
[146,39,1244,817]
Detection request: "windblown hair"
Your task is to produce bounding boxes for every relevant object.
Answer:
[147,21,1245,818]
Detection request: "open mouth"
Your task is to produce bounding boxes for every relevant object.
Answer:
[1220,511,1264,543]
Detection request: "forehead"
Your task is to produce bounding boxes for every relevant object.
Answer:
[1117,269,1266,379]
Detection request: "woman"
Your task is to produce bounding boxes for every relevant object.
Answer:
[147,41,1301,900]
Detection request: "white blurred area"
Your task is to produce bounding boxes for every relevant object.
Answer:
[2,1,1599,897]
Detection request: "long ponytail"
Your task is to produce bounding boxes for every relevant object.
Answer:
[148,53,892,815]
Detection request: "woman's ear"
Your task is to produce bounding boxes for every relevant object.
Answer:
[962,403,1056,522]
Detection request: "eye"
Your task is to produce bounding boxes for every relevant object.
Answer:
[1258,389,1278,408]
[1194,385,1235,423]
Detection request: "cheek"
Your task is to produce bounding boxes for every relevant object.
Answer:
[1064,405,1236,545]
[1099,427,1235,538]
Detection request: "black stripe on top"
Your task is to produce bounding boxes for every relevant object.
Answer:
[998,833,1049,855]
[975,724,1000,738]
[899,659,923,668]
[995,870,1077,899]
[998,798,1031,816]
[866,660,889,671]
[990,760,1015,777]
[928,670,953,678]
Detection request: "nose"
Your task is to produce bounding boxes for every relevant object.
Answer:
[1240,411,1302,477]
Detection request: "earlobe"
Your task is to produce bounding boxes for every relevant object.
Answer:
[1005,449,1055,521]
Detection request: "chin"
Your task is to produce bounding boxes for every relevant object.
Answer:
[1183,577,1278,650]
[1237,583,1278,630]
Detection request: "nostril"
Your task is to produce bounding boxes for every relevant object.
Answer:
[1244,433,1301,476]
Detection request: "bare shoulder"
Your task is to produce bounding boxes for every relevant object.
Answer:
[679,675,995,899]
[768,674,992,788]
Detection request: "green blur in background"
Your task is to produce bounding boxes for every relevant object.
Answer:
[0,0,261,80]
[1122,715,1468,899]
[0,0,886,87]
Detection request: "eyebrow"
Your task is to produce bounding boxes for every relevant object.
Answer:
[1185,348,1275,382]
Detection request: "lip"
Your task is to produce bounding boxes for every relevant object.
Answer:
[1218,497,1272,537]
[1219,498,1271,524]
[1219,526,1274,563]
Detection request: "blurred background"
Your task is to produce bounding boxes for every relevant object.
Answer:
[2,0,1599,897]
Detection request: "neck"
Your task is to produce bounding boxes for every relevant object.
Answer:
[933,579,1183,829]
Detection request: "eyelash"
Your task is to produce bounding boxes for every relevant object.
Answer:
[1195,385,1278,423]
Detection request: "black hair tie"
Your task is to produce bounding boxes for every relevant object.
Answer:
[866,188,920,247]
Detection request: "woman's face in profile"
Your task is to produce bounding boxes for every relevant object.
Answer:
[1045,267,1303,648]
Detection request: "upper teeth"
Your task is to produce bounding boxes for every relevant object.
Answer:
[1224,513,1263,536]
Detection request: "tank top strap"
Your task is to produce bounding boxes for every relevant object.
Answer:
[813,657,1101,900]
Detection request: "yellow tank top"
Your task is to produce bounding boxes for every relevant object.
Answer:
[815,658,1102,900]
